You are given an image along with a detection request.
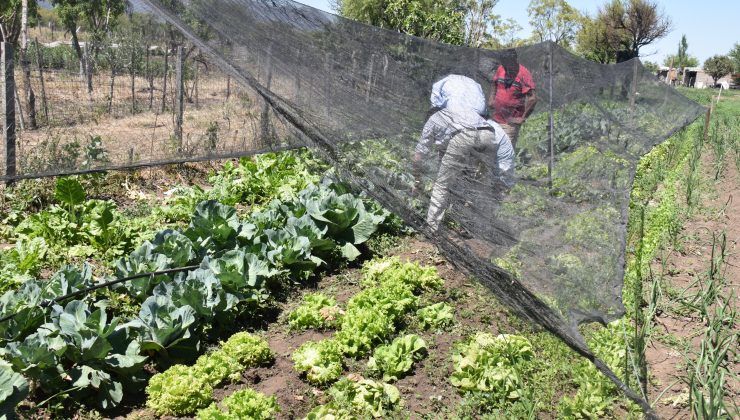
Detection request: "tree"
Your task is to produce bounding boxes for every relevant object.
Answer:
[336,0,467,45]
[51,0,127,94]
[485,17,523,49]
[604,0,671,61]
[642,60,659,74]
[0,0,37,44]
[662,54,698,68]
[527,0,582,48]
[729,42,740,73]
[20,0,37,129]
[676,34,687,69]
[576,14,619,63]
[703,55,733,86]
[578,0,671,63]
[464,0,499,48]
[0,1,38,129]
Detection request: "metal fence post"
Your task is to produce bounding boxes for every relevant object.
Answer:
[2,42,17,185]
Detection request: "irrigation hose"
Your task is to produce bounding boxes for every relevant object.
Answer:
[0,265,199,324]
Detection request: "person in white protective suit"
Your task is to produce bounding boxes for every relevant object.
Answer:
[413,74,515,232]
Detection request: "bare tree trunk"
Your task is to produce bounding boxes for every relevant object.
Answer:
[84,42,94,95]
[20,0,37,129]
[69,26,85,77]
[34,39,49,124]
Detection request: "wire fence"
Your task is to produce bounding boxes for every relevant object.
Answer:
[2,23,287,180]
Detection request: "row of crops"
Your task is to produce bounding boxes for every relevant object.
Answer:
[0,104,717,418]
[0,152,406,415]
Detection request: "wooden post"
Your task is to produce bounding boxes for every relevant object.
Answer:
[260,46,273,145]
[14,87,25,131]
[2,42,17,185]
[703,107,712,143]
[629,58,639,110]
[226,74,231,101]
[194,61,199,109]
[131,45,136,115]
[161,45,169,113]
[146,45,153,110]
[108,51,116,114]
[34,39,49,124]
[174,46,185,150]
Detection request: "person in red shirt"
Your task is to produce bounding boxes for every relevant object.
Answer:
[487,49,537,149]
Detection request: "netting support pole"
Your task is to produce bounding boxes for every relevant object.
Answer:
[1,42,16,186]
[547,42,554,190]
[259,45,273,147]
[174,46,185,150]
[629,58,639,110]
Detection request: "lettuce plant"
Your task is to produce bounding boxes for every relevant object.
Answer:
[416,302,455,330]
[335,307,395,358]
[361,257,443,292]
[197,388,279,420]
[146,365,214,416]
[327,376,401,418]
[292,339,344,385]
[288,293,342,330]
[450,333,534,402]
[219,332,273,368]
[346,282,417,324]
[304,403,356,420]
[146,332,273,416]
[367,334,427,382]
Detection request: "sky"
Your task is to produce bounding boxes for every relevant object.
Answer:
[297,0,739,67]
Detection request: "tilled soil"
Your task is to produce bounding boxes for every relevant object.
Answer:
[645,152,740,419]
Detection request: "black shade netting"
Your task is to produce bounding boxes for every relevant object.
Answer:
[11,0,706,413]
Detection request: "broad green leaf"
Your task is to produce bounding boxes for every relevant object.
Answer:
[55,178,86,207]
[339,243,361,261]
[351,212,380,244]
[0,364,28,419]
